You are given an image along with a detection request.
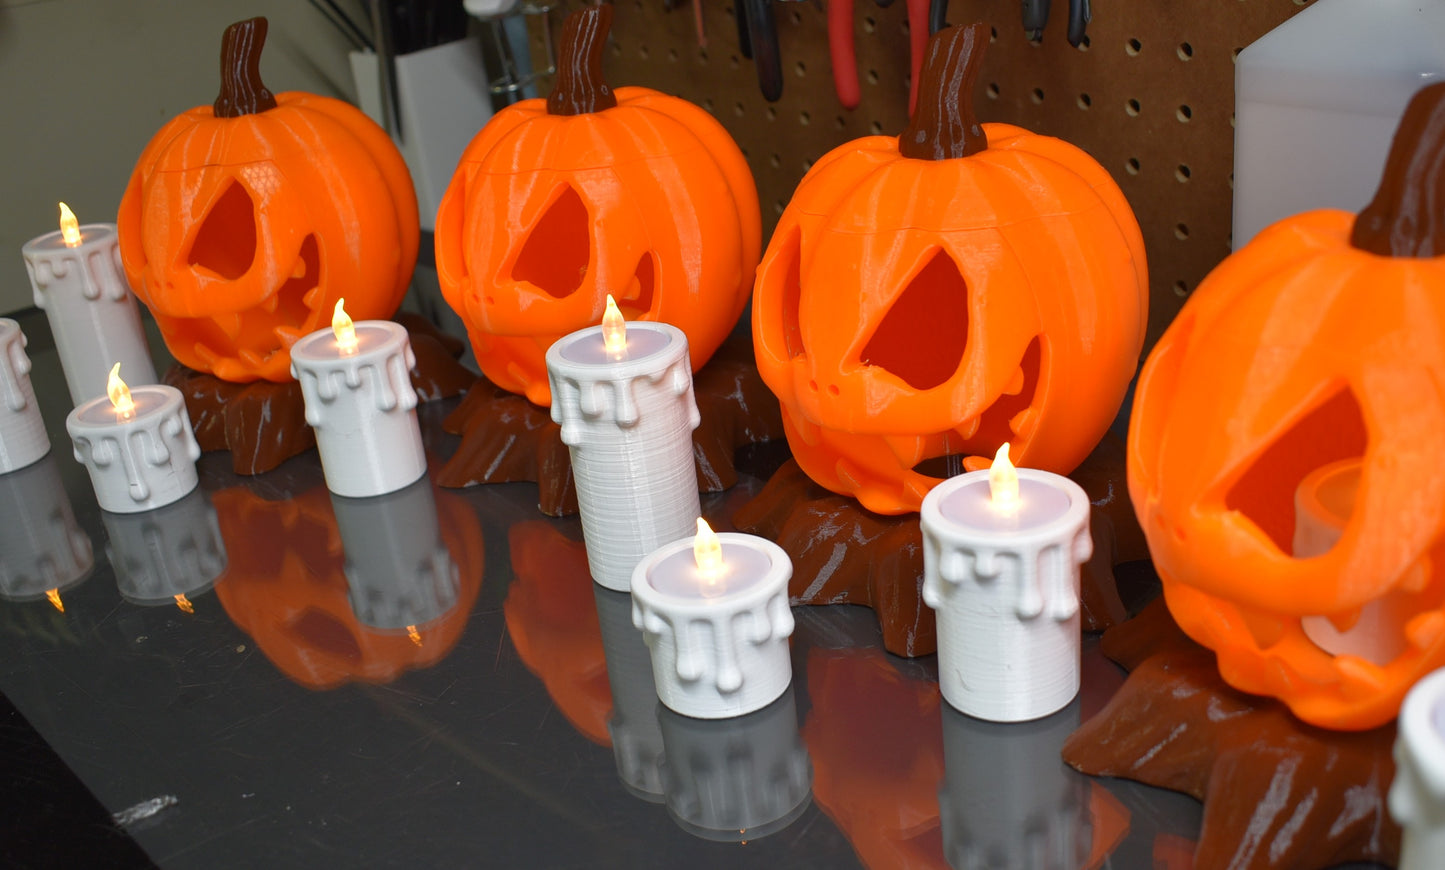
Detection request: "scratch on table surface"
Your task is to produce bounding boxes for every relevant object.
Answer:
[112,794,179,827]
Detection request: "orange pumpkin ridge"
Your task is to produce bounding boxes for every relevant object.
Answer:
[1128,82,1445,730]
[118,17,418,384]
[434,5,760,408]
[752,21,1146,515]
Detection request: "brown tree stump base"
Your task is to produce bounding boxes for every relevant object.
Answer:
[436,335,785,517]
[1061,599,1400,870]
[732,433,1147,658]
[167,315,477,476]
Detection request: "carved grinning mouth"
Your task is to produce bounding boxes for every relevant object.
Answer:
[909,336,1043,479]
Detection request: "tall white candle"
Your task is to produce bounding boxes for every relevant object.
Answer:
[105,486,226,606]
[1391,667,1445,870]
[631,522,794,719]
[922,445,1092,722]
[290,306,426,499]
[0,453,93,603]
[329,475,458,630]
[595,585,667,801]
[22,207,156,405]
[66,367,200,514]
[0,318,50,473]
[546,305,701,592]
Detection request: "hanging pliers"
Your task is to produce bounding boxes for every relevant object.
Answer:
[737,0,783,101]
[1022,0,1091,47]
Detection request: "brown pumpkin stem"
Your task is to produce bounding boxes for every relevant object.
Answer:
[547,4,618,116]
[214,17,278,118]
[1351,82,1445,257]
[899,21,989,160]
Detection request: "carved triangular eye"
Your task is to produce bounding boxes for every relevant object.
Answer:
[1224,386,1367,555]
[189,181,257,279]
[513,185,590,298]
[861,250,969,391]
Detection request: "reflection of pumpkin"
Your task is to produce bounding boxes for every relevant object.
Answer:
[211,481,482,690]
[504,521,611,745]
[434,4,759,407]
[118,17,418,383]
[1129,82,1445,730]
[753,23,1146,515]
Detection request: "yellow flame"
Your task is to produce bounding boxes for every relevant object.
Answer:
[107,363,135,420]
[45,589,64,612]
[693,517,723,578]
[332,299,358,354]
[601,294,627,356]
[408,625,422,646]
[988,442,1020,510]
[174,594,194,614]
[58,202,81,246]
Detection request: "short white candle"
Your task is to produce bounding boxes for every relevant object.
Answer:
[631,521,794,719]
[1390,667,1445,870]
[0,318,50,474]
[921,444,1092,722]
[66,366,201,514]
[0,453,93,603]
[547,301,701,591]
[290,304,426,499]
[329,475,458,630]
[22,205,157,405]
[104,486,225,606]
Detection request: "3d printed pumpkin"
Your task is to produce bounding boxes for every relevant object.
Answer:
[117,17,419,383]
[752,22,1147,515]
[1129,82,1445,730]
[434,4,760,407]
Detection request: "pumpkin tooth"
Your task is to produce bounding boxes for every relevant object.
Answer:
[212,313,244,342]
[273,326,306,347]
[1399,563,1429,593]
[1334,655,1388,700]
[1326,606,1364,633]
[962,454,991,473]
[257,293,280,313]
[1001,366,1026,396]
[1008,407,1039,439]
[192,343,220,367]
[1405,611,1445,650]
[882,435,926,467]
[238,349,267,369]
[957,415,981,440]
[302,287,324,309]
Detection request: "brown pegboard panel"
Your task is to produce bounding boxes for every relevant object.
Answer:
[541,0,1315,349]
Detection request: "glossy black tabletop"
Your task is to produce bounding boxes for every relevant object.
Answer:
[0,310,1215,870]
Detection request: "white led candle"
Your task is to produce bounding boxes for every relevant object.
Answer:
[290,302,427,498]
[22,205,156,405]
[631,520,794,719]
[105,486,225,607]
[0,318,50,473]
[922,444,1092,722]
[1391,667,1445,870]
[66,365,201,514]
[657,687,812,842]
[546,300,700,591]
[0,453,93,603]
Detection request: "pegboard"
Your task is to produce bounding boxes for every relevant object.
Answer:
[537,0,1314,349]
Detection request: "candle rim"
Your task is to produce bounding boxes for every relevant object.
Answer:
[546,320,686,373]
[290,318,409,359]
[633,532,789,607]
[921,467,1089,539]
[21,222,118,252]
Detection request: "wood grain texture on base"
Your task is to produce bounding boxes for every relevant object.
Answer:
[1062,599,1401,870]
[437,335,784,516]
[167,315,476,475]
[733,433,1145,658]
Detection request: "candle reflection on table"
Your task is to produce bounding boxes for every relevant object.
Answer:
[104,486,226,608]
[0,452,93,604]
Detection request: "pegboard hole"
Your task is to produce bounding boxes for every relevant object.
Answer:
[1126,99,1141,117]
[1175,164,1192,183]
[833,116,846,130]
[1126,158,1141,175]
[802,160,814,173]
[1172,281,1189,298]
[1176,105,1193,123]
[703,98,715,112]
[1031,88,1045,104]
[799,111,811,126]
[638,45,649,60]
[1175,223,1190,240]
[766,106,777,121]
[795,61,806,77]
[612,42,622,57]
[729,55,740,70]
[697,48,709,64]
[867,69,880,85]
[1077,93,1092,110]
[770,153,781,169]
[1076,34,1091,51]
[1177,42,1194,61]
[667,48,678,62]
[869,120,884,135]
[774,201,785,216]
[990,26,998,42]
[790,9,802,24]
[734,102,745,117]
[863,16,876,34]
[1126,38,1142,56]
[986,82,1000,100]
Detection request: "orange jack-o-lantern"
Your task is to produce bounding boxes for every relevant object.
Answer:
[212,481,483,690]
[753,23,1146,515]
[434,4,760,407]
[118,18,419,383]
[1129,82,1445,730]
